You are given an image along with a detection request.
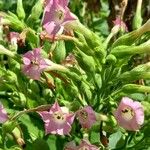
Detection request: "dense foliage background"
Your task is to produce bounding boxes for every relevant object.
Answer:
[0,0,150,150]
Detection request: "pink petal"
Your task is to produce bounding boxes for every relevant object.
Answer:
[0,104,8,123]
[50,101,62,113]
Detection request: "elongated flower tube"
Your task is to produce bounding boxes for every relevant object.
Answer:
[0,103,8,123]
[22,48,49,80]
[38,101,75,135]
[76,106,96,129]
[42,0,76,36]
[114,97,144,131]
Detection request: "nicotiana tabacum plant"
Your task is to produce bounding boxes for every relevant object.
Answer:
[0,0,150,149]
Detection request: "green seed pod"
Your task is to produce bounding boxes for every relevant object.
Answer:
[53,40,66,63]
[16,0,25,20]
[112,19,150,48]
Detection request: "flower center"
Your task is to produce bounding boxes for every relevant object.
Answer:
[52,111,66,124]
[121,107,134,121]
[79,110,88,122]
[54,9,64,23]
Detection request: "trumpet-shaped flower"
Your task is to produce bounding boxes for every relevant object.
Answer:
[38,101,75,135]
[76,106,96,129]
[42,0,76,36]
[114,97,144,131]
[22,48,48,80]
[64,140,99,150]
[77,140,99,150]
[0,103,8,123]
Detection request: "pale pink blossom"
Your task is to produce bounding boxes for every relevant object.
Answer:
[9,32,20,45]
[0,103,8,123]
[76,106,96,129]
[38,101,75,135]
[114,97,144,131]
[42,0,76,36]
[77,140,99,150]
[64,139,99,150]
[113,17,128,32]
[64,141,76,150]
[64,140,99,150]
[22,48,48,80]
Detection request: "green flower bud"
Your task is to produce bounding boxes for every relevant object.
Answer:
[75,49,96,74]
[10,92,26,107]
[53,40,66,63]
[122,84,150,93]
[94,46,106,64]
[111,44,150,58]
[132,0,143,30]
[80,82,92,102]
[4,12,25,30]
[17,0,25,20]
[2,120,17,134]
[119,62,150,81]
[71,21,101,48]
[106,54,117,65]
[25,28,40,48]
[27,0,43,26]
[112,19,150,48]
[0,45,15,57]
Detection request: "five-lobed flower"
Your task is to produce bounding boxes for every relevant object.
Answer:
[114,97,144,131]
[42,0,77,36]
[38,101,75,135]
[64,139,99,150]
[76,106,96,129]
[22,48,49,80]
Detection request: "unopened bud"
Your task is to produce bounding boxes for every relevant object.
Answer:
[17,0,25,20]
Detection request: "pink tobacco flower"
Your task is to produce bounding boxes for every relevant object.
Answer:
[113,17,128,32]
[76,106,96,129]
[64,141,76,150]
[42,0,77,36]
[8,32,20,45]
[114,97,144,131]
[64,140,99,150]
[38,101,75,135]
[77,140,99,150]
[22,48,48,80]
[0,103,8,123]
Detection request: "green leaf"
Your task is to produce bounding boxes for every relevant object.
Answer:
[108,130,124,149]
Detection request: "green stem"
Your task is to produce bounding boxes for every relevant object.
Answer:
[11,104,51,120]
